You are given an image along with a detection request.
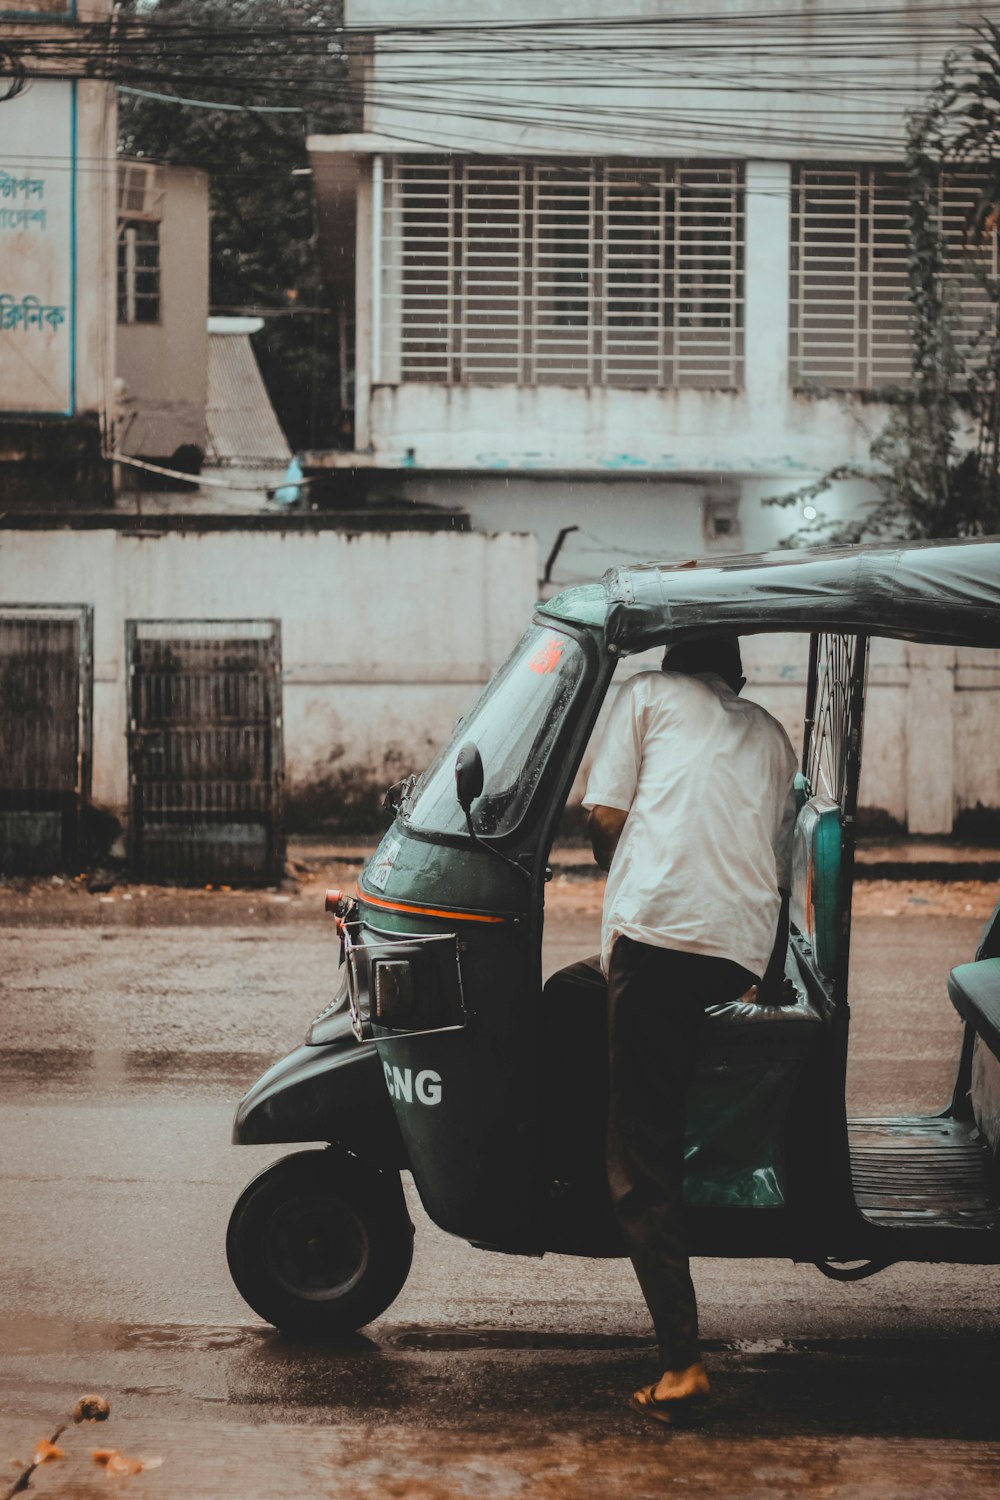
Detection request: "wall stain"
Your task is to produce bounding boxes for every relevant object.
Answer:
[285,742,418,835]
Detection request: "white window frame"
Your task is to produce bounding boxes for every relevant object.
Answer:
[380,156,745,390]
[117,218,161,326]
[790,165,1000,391]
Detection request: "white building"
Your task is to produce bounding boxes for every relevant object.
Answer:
[308,0,995,584]
[0,0,118,507]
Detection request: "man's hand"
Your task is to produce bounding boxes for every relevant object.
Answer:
[587,805,628,871]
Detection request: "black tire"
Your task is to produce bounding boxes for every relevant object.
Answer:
[226,1148,414,1336]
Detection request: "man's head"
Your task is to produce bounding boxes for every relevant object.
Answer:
[662,635,745,694]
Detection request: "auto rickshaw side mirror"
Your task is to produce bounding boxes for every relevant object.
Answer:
[454,741,484,815]
[454,740,531,883]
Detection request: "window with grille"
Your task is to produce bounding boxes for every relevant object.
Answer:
[791,166,1000,390]
[117,219,161,325]
[381,158,744,388]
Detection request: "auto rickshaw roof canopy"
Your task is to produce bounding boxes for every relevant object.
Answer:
[540,537,1000,653]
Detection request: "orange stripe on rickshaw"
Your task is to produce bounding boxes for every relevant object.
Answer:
[359,890,508,924]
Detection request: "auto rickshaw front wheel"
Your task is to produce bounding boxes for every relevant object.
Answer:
[226,1148,414,1336]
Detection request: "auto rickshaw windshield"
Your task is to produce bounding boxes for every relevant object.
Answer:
[404,624,587,839]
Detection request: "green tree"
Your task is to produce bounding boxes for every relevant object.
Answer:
[768,21,1000,544]
[116,0,351,451]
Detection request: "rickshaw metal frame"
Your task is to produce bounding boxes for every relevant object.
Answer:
[538,542,1000,1267]
[398,616,605,857]
[342,919,471,1044]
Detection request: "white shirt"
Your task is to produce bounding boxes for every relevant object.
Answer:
[583,670,797,979]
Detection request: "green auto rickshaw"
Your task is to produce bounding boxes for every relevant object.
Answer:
[227,538,1000,1335]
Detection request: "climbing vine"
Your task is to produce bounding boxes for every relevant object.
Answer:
[768,21,1000,543]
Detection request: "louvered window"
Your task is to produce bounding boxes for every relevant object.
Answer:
[117,220,160,325]
[380,158,744,388]
[791,166,1000,390]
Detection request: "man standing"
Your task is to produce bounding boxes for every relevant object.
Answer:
[583,635,796,1423]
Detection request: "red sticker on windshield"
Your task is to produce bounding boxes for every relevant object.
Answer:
[529,638,564,674]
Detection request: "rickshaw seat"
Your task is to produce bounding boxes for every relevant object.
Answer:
[948,958,1000,1063]
[702,981,824,1059]
[683,972,824,1209]
[541,957,825,1213]
[974,893,1000,961]
[948,958,1000,1160]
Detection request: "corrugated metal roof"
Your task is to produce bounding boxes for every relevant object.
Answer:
[205,332,291,467]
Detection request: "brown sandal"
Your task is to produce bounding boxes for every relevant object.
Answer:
[630,1381,709,1426]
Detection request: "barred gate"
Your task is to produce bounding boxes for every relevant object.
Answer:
[0,606,93,873]
[127,621,284,886]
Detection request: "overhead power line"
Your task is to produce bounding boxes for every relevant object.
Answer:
[117,84,304,113]
[3,4,997,161]
[5,5,994,72]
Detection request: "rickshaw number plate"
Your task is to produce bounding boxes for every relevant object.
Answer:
[368,835,401,892]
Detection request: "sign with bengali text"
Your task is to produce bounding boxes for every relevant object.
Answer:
[0,4,76,18]
[0,81,74,414]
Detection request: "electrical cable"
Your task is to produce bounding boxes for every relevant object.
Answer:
[117,84,304,113]
[3,13,997,212]
[110,452,295,493]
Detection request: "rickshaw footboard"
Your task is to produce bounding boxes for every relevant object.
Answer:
[848,1116,998,1232]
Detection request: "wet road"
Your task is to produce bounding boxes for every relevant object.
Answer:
[0,890,998,1497]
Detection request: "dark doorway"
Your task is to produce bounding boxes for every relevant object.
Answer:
[127,620,284,886]
[0,606,93,874]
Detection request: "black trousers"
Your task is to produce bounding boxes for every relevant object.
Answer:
[546,938,754,1372]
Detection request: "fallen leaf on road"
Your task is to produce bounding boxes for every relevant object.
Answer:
[91,1449,162,1477]
[73,1394,111,1424]
[32,1439,63,1465]
[99,1451,141,1477]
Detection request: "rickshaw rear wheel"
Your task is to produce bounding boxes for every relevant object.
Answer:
[226,1148,414,1336]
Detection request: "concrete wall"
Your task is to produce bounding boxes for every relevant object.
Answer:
[735,637,1000,840]
[75,77,118,425]
[0,526,537,828]
[345,0,981,160]
[361,470,878,591]
[3,524,1000,837]
[116,167,210,460]
[574,634,1000,839]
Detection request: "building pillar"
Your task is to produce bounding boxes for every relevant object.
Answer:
[906,645,955,834]
[743,160,792,413]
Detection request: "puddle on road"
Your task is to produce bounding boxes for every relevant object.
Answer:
[0,1316,269,1358]
[0,1314,992,1369]
[388,1327,654,1352]
[0,1047,277,1093]
[2,1316,998,1443]
[0,1317,891,1365]
[0,1047,93,1080]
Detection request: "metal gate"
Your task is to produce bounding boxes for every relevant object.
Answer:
[127,621,284,886]
[0,606,93,874]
